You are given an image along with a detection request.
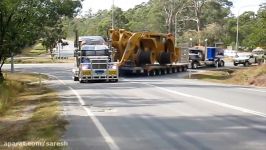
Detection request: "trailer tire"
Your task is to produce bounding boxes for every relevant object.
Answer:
[183,66,188,71]
[111,79,118,82]
[178,67,183,72]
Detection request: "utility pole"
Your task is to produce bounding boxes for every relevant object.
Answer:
[58,42,61,59]
[236,10,239,52]
[112,0,115,29]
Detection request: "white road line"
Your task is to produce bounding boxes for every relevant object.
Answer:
[49,75,120,150]
[68,87,85,106]
[137,82,266,118]
[68,86,120,150]
[239,88,266,93]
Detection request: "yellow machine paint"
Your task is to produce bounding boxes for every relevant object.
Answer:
[108,29,181,67]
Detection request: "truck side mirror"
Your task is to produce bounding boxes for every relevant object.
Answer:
[74,50,80,57]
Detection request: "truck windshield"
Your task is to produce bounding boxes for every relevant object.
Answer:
[79,36,106,45]
[81,50,108,56]
[80,45,109,56]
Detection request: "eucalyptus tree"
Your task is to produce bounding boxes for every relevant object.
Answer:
[0,0,82,81]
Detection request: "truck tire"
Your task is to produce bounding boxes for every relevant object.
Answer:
[244,61,249,67]
[79,78,85,83]
[234,62,238,66]
[74,76,79,81]
[192,62,198,69]
[219,60,225,67]
[158,52,171,65]
[258,60,262,65]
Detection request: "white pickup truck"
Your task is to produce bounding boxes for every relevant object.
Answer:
[233,53,263,66]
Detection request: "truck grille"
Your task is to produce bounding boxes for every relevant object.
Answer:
[90,59,108,69]
[92,64,107,69]
[92,60,107,63]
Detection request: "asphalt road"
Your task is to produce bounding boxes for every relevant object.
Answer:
[3,64,266,150]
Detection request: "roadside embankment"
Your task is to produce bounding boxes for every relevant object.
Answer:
[189,64,266,87]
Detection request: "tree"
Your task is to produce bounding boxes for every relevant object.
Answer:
[242,4,266,49]
[63,0,234,48]
[0,0,82,81]
[201,23,224,45]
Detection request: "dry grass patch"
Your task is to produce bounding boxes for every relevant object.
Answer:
[0,72,67,150]
[189,64,266,87]
[6,57,75,64]
[20,43,47,57]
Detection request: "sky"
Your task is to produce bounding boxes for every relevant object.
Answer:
[81,0,149,14]
[81,0,265,16]
[230,0,265,16]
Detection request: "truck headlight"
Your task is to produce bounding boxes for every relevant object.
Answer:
[81,64,91,70]
[109,65,117,70]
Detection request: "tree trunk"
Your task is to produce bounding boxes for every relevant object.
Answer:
[0,56,6,82]
[0,67,4,82]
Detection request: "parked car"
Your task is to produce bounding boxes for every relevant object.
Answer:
[233,53,262,66]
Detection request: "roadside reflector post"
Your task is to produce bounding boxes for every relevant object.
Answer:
[189,69,191,79]
[39,73,42,87]
[216,61,219,69]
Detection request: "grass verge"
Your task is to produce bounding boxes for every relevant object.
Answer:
[20,43,47,57]
[189,64,266,87]
[0,72,67,150]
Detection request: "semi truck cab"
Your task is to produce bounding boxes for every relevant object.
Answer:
[73,37,119,83]
[189,47,225,69]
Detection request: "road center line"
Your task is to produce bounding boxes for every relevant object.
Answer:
[135,82,266,118]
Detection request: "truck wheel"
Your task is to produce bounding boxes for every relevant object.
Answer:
[244,61,249,67]
[146,71,150,76]
[74,76,79,81]
[79,78,85,83]
[192,62,198,69]
[258,60,262,65]
[219,60,225,67]
[233,62,238,66]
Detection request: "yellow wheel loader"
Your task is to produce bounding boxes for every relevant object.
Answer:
[108,29,189,76]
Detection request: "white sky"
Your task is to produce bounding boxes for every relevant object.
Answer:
[81,0,149,14]
[81,0,265,16]
[231,0,265,16]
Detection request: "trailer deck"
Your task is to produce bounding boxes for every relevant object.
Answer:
[120,63,188,76]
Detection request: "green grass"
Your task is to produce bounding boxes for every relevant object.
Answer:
[0,72,67,150]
